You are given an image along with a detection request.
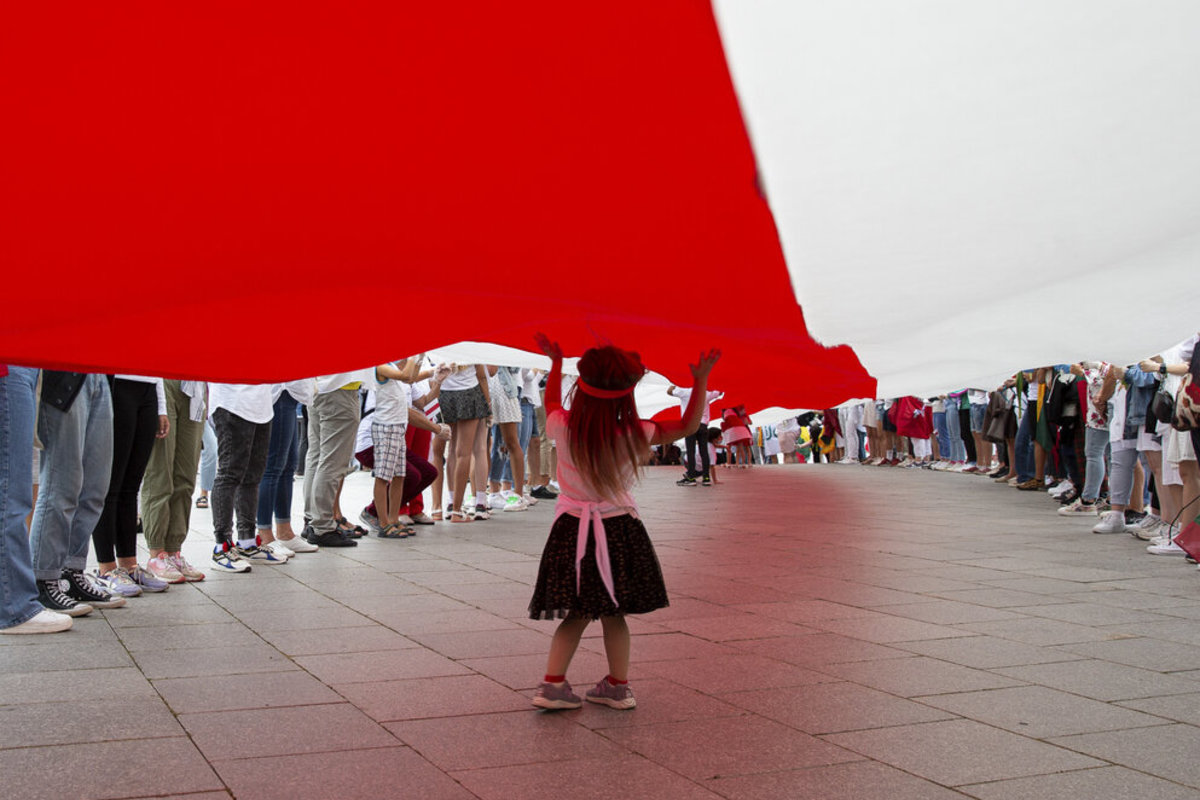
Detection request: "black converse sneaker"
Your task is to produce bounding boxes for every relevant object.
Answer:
[37,578,94,617]
[62,568,127,609]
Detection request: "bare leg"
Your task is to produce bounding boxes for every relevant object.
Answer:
[1147,451,1180,522]
[528,435,542,485]
[450,418,480,519]
[500,422,525,495]
[430,436,447,517]
[544,615,590,677]
[1129,460,1145,514]
[374,478,393,526]
[600,615,631,682]
[471,420,489,505]
[1179,459,1200,524]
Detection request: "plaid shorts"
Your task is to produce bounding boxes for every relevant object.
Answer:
[371,422,407,480]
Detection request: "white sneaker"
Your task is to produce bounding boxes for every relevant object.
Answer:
[212,546,252,573]
[264,540,295,560]
[1059,499,1099,516]
[235,545,288,564]
[1052,479,1075,497]
[1148,538,1187,556]
[396,514,415,526]
[487,493,508,511]
[1,608,73,635]
[503,496,530,512]
[1131,515,1163,541]
[409,512,435,525]
[1092,510,1127,534]
[276,536,318,554]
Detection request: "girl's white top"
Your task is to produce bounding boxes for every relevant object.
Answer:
[546,408,658,609]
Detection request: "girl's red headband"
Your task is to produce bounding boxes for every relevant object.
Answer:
[576,379,636,399]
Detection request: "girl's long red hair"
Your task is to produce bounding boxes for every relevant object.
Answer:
[565,346,649,502]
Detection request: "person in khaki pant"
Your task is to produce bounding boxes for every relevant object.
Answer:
[140,380,207,582]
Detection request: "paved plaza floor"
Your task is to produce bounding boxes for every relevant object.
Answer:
[5,463,1200,799]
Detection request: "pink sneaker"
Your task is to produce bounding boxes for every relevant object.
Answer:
[167,553,205,582]
[146,555,185,584]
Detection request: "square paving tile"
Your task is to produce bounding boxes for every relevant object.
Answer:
[256,625,417,656]
[919,685,1169,738]
[996,659,1200,701]
[335,674,530,721]
[450,755,723,800]
[115,621,262,651]
[825,719,1103,786]
[706,759,976,800]
[0,639,134,672]
[960,764,1200,800]
[1050,724,1200,789]
[720,681,956,734]
[215,745,474,800]
[386,710,626,771]
[180,703,398,760]
[1054,637,1200,672]
[0,737,222,799]
[736,632,911,667]
[0,698,183,748]
[294,648,471,684]
[1119,693,1200,726]
[598,715,861,779]
[154,670,342,714]
[809,610,977,643]
[956,617,1117,646]
[895,635,1086,669]
[131,643,298,679]
[668,612,818,641]
[640,653,837,693]
[0,667,157,705]
[405,627,550,659]
[819,656,1025,697]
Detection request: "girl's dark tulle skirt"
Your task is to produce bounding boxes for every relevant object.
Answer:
[528,513,669,621]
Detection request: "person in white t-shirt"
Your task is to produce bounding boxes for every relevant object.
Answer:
[370,361,418,538]
[207,383,284,572]
[666,384,723,486]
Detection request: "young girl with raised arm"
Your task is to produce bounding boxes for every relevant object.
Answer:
[528,333,720,710]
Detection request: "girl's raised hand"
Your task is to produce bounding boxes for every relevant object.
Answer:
[690,348,721,380]
[534,332,563,362]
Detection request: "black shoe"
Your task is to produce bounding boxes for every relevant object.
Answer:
[700,475,712,486]
[302,525,316,543]
[307,530,359,548]
[676,476,697,487]
[530,486,558,500]
[1124,509,1148,526]
[61,568,126,609]
[1058,488,1080,505]
[37,579,94,617]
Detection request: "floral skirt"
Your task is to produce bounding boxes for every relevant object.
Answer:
[528,513,669,621]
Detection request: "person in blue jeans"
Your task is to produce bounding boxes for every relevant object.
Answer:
[0,366,73,634]
[29,372,120,616]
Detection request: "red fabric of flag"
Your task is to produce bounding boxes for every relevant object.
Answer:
[0,2,874,410]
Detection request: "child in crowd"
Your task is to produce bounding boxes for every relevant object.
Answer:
[370,360,418,538]
[529,333,719,711]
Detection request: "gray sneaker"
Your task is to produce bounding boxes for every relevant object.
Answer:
[531,680,582,710]
[585,678,636,710]
[127,564,170,592]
